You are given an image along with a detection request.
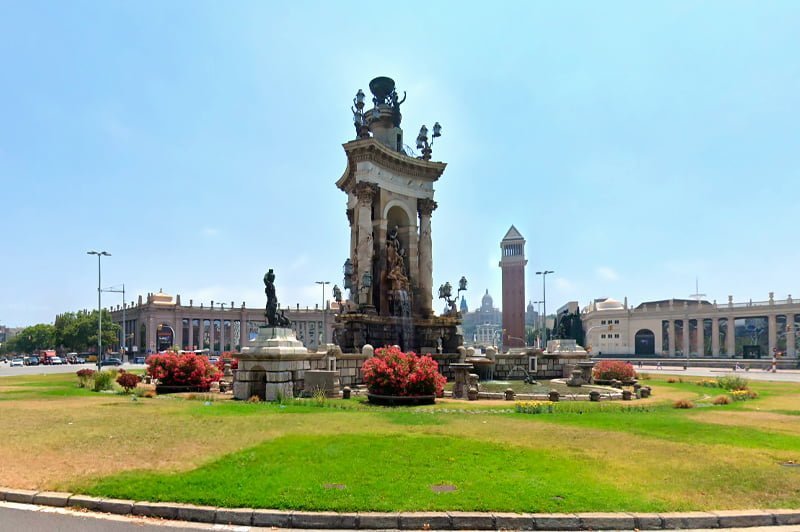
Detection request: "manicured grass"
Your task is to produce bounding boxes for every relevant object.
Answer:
[2,372,799,512]
[74,433,648,512]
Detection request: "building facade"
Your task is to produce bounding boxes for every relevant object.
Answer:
[581,293,800,359]
[500,226,527,348]
[108,291,333,358]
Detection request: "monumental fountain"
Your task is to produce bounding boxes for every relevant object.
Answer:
[333,77,464,354]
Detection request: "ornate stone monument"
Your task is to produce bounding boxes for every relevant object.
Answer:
[334,77,463,353]
[234,269,311,400]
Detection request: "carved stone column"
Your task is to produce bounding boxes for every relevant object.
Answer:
[768,314,777,356]
[787,314,796,357]
[417,198,437,317]
[355,182,377,305]
[696,318,704,356]
[726,316,736,356]
[682,319,690,356]
[711,318,720,356]
[667,321,675,356]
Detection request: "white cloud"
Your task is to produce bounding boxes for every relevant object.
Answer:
[596,266,619,281]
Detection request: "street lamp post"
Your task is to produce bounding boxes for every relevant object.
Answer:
[87,251,111,369]
[530,300,544,348]
[103,284,125,361]
[536,271,554,350]
[315,281,331,346]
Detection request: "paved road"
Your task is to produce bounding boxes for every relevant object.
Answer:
[0,362,145,378]
[635,364,800,382]
[1,502,798,532]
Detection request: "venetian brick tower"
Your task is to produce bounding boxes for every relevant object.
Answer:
[500,226,527,348]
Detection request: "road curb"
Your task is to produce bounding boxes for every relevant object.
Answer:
[0,487,798,529]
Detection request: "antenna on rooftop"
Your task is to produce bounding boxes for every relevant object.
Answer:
[689,277,706,302]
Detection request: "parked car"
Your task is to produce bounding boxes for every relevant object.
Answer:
[50,356,64,365]
[25,356,40,366]
[99,357,122,367]
[11,358,24,367]
[134,356,146,364]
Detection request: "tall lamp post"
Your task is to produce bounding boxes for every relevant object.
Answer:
[315,281,331,346]
[536,270,554,349]
[530,300,544,347]
[87,251,111,369]
[103,284,125,361]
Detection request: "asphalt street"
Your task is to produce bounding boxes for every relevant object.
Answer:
[1,503,798,532]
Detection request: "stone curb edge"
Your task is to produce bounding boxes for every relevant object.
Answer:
[1,488,799,529]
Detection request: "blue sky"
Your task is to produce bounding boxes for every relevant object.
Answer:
[1,1,798,327]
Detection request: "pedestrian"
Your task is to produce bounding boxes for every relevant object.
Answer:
[656,361,662,370]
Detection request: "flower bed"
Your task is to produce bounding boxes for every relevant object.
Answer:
[146,352,221,393]
[592,360,637,383]
[361,346,446,403]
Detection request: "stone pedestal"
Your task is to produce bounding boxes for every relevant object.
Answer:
[234,327,312,401]
[304,370,340,397]
[450,362,473,399]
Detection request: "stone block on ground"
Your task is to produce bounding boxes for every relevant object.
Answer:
[175,503,217,523]
[4,488,38,504]
[215,507,253,526]
[712,509,774,528]
[264,381,293,401]
[357,512,400,529]
[659,511,718,529]
[97,498,135,515]
[772,509,800,525]
[449,511,495,529]
[32,491,71,507]
[399,511,451,529]
[531,513,581,530]
[132,501,180,519]
[492,512,534,530]
[292,510,357,529]
[67,494,104,511]
[631,512,663,529]
[577,512,635,530]
[252,509,291,527]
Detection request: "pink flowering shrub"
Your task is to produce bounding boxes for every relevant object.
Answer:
[146,352,221,390]
[361,346,446,397]
[592,360,637,382]
[116,371,141,393]
[215,351,238,372]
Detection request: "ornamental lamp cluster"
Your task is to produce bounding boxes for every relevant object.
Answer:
[416,121,442,161]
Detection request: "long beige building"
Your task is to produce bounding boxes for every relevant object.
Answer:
[582,293,800,359]
[108,291,333,357]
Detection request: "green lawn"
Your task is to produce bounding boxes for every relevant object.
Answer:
[2,372,799,512]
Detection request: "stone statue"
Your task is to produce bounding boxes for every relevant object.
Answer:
[264,269,279,327]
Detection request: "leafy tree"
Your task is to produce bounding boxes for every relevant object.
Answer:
[55,310,120,352]
[11,324,56,352]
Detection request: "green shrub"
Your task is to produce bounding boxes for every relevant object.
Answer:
[717,375,749,391]
[92,370,116,392]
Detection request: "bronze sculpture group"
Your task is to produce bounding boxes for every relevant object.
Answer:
[264,268,291,327]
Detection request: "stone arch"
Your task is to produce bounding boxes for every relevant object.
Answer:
[635,329,655,355]
[382,199,415,228]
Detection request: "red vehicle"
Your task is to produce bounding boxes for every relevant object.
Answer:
[39,350,58,365]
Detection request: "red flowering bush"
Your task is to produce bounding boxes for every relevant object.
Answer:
[361,346,446,397]
[215,351,238,372]
[146,353,221,390]
[76,368,96,388]
[116,372,141,393]
[592,360,637,382]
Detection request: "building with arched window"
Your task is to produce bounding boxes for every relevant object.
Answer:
[108,290,333,358]
[580,293,800,359]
